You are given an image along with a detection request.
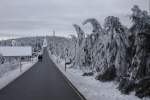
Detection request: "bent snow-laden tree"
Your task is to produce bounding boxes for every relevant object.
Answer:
[69,35,77,65]
[73,24,93,73]
[95,16,129,81]
[129,5,150,61]
[129,5,150,80]
[73,24,85,46]
[118,5,150,97]
[73,24,85,69]
[83,18,104,71]
[104,16,129,77]
[50,5,150,98]
[83,18,104,42]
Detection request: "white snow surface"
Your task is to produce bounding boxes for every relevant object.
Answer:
[0,59,37,90]
[49,53,150,100]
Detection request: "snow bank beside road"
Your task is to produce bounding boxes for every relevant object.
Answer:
[0,60,37,90]
[0,62,19,77]
[49,54,149,100]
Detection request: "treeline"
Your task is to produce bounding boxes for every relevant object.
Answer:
[53,5,150,98]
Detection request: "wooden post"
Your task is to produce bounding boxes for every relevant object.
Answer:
[19,57,22,72]
[31,56,33,64]
[65,58,66,72]
[65,48,69,72]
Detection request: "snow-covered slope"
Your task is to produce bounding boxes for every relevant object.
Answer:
[49,54,147,100]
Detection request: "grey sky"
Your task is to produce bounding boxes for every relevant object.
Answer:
[0,0,148,37]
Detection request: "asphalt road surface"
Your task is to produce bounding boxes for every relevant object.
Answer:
[0,48,84,100]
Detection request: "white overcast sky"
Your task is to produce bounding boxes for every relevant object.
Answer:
[0,0,148,37]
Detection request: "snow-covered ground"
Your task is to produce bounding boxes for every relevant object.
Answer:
[49,53,149,100]
[0,58,37,90]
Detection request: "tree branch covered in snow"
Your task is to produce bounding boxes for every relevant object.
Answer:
[48,5,150,98]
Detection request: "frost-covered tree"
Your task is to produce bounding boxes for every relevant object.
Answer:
[83,18,103,34]
[73,24,85,69]
[82,18,104,71]
[73,24,85,46]
[130,5,150,34]
[81,37,92,71]
[118,6,150,97]
[129,5,150,80]
[83,18,104,43]
[69,35,77,62]
[102,16,129,77]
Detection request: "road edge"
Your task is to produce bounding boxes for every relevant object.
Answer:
[0,61,38,90]
[47,50,87,100]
